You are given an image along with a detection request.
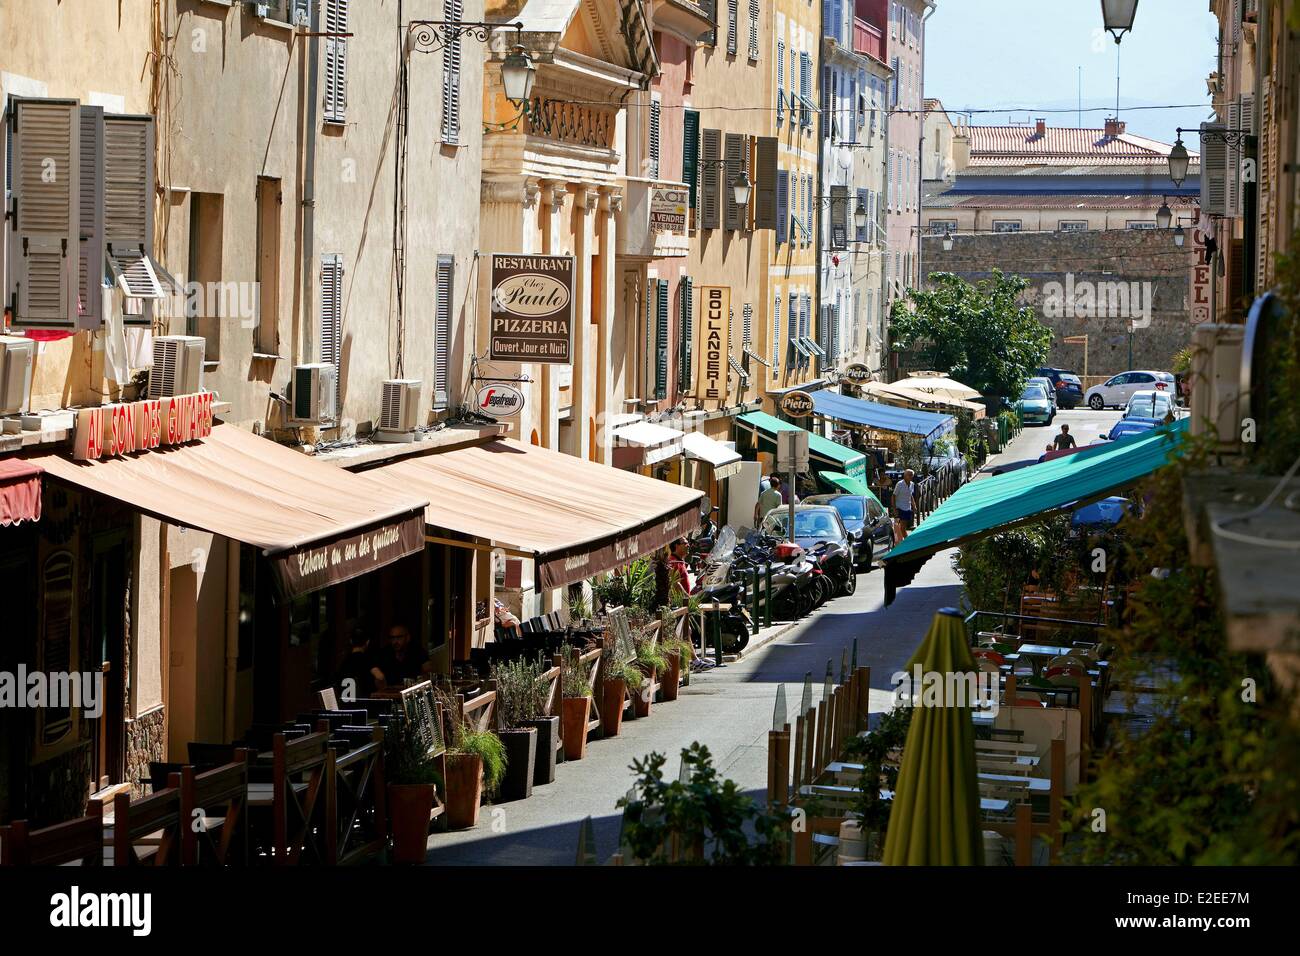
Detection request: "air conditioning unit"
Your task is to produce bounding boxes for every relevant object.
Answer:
[0,336,36,416]
[1189,323,1245,453]
[148,335,206,399]
[375,379,423,442]
[290,363,338,425]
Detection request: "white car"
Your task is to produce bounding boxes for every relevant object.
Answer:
[1085,370,1175,410]
[1125,389,1174,420]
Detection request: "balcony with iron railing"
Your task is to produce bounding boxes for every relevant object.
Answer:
[617,177,691,260]
[854,17,885,62]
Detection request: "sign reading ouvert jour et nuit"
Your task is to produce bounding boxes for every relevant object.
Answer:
[489,254,576,364]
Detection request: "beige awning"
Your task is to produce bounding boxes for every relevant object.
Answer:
[612,420,685,467]
[859,381,987,417]
[28,424,427,599]
[361,438,704,589]
[681,431,742,479]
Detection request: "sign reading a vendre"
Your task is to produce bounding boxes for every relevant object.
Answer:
[489,254,576,365]
[649,186,688,234]
[73,391,215,461]
[696,285,731,404]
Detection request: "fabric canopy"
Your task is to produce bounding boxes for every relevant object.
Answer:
[892,375,982,403]
[883,420,1187,604]
[362,438,704,589]
[737,411,867,484]
[612,421,684,466]
[681,431,742,480]
[0,460,43,526]
[859,381,986,417]
[817,471,876,500]
[810,390,954,440]
[28,425,428,599]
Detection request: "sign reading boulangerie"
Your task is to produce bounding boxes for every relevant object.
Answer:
[273,511,426,599]
[696,285,731,404]
[489,254,575,364]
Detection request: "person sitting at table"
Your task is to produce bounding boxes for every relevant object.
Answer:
[377,624,431,686]
[336,628,385,700]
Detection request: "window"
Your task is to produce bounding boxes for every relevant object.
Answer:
[682,109,700,211]
[855,187,869,243]
[1126,220,1157,230]
[700,128,722,229]
[929,220,956,235]
[434,254,454,408]
[323,0,349,125]
[771,289,781,373]
[776,38,786,124]
[186,192,224,360]
[256,176,282,352]
[655,278,669,398]
[786,293,798,369]
[727,0,738,55]
[679,277,694,391]
[649,98,662,179]
[1058,220,1088,232]
[320,252,343,415]
[441,0,463,144]
[992,220,1022,233]
[724,132,745,231]
[748,0,760,60]
[775,168,789,244]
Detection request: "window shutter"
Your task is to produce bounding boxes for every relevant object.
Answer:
[748,1,760,60]
[754,136,778,230]
[644,280,654,394]
[775,169,789,244]
[323,0,349,125]
[78,105,105,329]
[776,39,785,124]
[683,110,700,210]
[679,277,694,392]
[803,173,812,246]
[8,98,80,331]
[771,291,780,372]
[786,293,797,369]
[723,132,744,231]
[742,303,753,345]
[655,278,669,398]
[649,98,661,179]
[1201,123,1229,216]
[320,253,344,416]
[434,254,454,408]
[727,0,738,55]
[702,0,717,46]
[700,128,721,229]
[830,184,848,250]
[103,114,161,327]
[855,187,868,243]
[441,0,463,145]
[800,52,812,127]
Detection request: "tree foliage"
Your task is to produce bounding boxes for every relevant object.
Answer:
[890,271,1053,399]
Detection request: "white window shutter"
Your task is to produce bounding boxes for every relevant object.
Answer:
[1201,123,1228,217]
[771,290,780,372]
[320,253,344,417]
[103,114,161,327]
[324,0,349,125]
[776,39,785,124]
[649,98,661,179]
[441,0,463,145]
[434,254,454,408]
[748,1,760,60]
[727,0,738,55]
[78,105,105,329]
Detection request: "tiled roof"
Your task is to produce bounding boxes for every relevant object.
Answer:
[965,125,1199,167]
[958,162,1200,177]
[923,192,1170,211]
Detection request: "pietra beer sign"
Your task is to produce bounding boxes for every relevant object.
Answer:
[489,254,575,365]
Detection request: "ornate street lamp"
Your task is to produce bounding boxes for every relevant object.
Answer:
[942,233,954,252]
[501,44,535,103]
[1167,135,1191,187]
[854,200,868,232]
[732,171,752,207]
[1173,225,1185,248]
[1100,0,1139,43]
[1156,201,1172,230]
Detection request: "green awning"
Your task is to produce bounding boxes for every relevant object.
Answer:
[818,471,882,506]
[737,411,867,484]
[883,420,1188,604]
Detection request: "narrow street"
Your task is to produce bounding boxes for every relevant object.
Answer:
[425,406,1121,865]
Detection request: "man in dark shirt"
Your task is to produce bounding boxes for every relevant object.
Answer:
[336,628,383,701]
[1053,424,1077,451]
[377,623,431,686]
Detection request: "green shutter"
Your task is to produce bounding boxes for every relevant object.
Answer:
[683,109,700,210]
[679,277,694,392]
[655,278,670,398]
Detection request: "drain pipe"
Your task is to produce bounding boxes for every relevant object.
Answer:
[301,2,321,364]
[224,539,239,742]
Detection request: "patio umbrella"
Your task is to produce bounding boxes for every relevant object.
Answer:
[882,607,983,865]
[893,375,983,404]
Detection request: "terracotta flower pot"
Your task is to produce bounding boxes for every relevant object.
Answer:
[444,752,484,830]
[601,678,627,737]
[659,651,681,702]
[561,696,590,760]
[631,666,654,718]
[387,782,436,864]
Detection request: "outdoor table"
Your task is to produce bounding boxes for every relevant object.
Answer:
[978,772,1050,793]
[247,781,308,807]
[1011,643,1077,677]
[879,788,1010,815]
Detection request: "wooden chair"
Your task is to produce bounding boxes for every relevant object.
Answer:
[173,748,252,866]
[265,731,330,866]
[112,787,182,866]
[0,801,105,866]
[324,727,387,865]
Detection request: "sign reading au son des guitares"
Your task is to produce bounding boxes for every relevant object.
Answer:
[489,254,575,365]
[74,391,215,461]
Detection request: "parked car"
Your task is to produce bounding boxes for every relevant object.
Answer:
[1017,383,1054,425]
[1036,367,1085,409]
[1106,417,1161,441]
[1026,376,1058,415]
[802,494,891,570]
[1125,389,1175,420]
[1084,370,1175,410]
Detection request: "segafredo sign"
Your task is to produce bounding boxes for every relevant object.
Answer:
[475,383,526,418]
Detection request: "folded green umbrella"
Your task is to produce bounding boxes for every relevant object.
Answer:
[882,607,983,865]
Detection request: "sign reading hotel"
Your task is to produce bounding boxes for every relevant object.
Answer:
[73,391,215,461]
[489,254,575,365]
[1190,224,1212,324]
[649,186,688,234]
[696,285,731,404]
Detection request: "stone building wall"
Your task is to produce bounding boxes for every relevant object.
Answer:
[919,229,1197,376]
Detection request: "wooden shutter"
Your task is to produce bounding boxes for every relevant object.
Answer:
[800,52,812,127]
[771,290,781,371]
[1226,102,1242,218]
[9,98,80,331]
[320,253,344,415]
[434,254,454,408]
[441,0,463,145]
[678,277,694,392]
[1258,78,1276,288]
[682,110,700,210]
[1201,123,1228,216]
[727,0,738,55]
[786,293,797,369]
[655,278,669,398]
[775,169,789,244]
[748,1,760,60]
[649,98,661,179]
[644,280,654,394]
[776,39,785,125]
[702,0,717,46]
[78,106,105,329]
[700,128,721,229]
[754,136,778,230]
[830,184,848,250]
[723,133,744,231]
[103,114,161,327]
[324,0,349,125]
[742,303,753,345]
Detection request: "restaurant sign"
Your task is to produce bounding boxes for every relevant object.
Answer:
[1190,223,1212,324]
[273,511,427,601]
[489,254,575,365]
[649,186,688,234]
[696,285,731,404]
[780,390,815,419]
[73,391,214,461]
[841,363,872,385]
[475,383,525,418]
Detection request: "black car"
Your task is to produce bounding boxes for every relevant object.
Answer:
[801,493,891,570]
[1036,367,1084,409]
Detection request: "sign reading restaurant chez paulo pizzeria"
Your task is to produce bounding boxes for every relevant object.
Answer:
[780,390,815,419]
[489,254,575,365]
[696,285,731,404]
[73,391,215,461]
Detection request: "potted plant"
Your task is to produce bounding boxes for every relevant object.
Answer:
[601,659,642,735]
[385,710,442,864]
[631,639,668,719]
[489,658,548,802]
[655,609,691,703]
[560,647,593,760]
[444,721,506,830]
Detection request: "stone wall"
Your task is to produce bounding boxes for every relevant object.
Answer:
[125,704,166,798]
[919,229,1197,376]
